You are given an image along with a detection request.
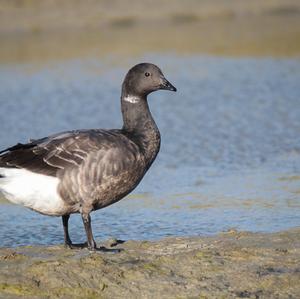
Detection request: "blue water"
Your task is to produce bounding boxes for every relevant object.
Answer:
[0,55,300,247]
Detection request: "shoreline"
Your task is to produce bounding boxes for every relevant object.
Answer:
[1,0,300,63]
[1,227,300,298]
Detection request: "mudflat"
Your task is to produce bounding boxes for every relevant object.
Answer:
[1,228,299,298]
[0,0,300,62]
[1,2,300,298]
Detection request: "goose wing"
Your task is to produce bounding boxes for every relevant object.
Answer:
[0,130,127,177]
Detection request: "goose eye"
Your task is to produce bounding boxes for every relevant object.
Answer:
[145,72,150,77]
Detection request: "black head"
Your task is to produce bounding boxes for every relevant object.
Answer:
[122,63,176,98]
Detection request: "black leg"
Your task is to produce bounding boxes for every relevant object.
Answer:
[81,213,97,251]
[63,211,121,253]
[62,214,72,247]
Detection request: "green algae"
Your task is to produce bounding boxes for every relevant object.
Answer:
[0,283,40,296]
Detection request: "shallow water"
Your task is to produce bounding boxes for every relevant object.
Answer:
[0,55,300,247]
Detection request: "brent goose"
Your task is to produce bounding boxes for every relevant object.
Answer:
[0,63,176,250]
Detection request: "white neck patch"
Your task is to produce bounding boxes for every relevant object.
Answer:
[124,95,139,104]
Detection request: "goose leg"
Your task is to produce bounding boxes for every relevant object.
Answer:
[81,213,97,251]
[62,214,72,247]
[80,212,122,253]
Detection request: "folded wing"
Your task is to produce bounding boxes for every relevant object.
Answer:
[0,130,128,177]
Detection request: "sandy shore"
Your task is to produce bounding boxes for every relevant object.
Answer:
[1,228,300,298]
[0,0,300,62]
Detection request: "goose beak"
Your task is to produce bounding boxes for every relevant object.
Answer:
[160,77,177,92]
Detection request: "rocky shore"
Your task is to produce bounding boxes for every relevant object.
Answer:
[1,228,300,298]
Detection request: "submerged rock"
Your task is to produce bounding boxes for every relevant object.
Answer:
[1,228,300,298]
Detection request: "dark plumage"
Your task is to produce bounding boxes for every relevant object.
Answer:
[0,63,176,250]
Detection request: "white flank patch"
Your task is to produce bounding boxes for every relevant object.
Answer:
[124,95,139,104]
[0,168,66,216]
